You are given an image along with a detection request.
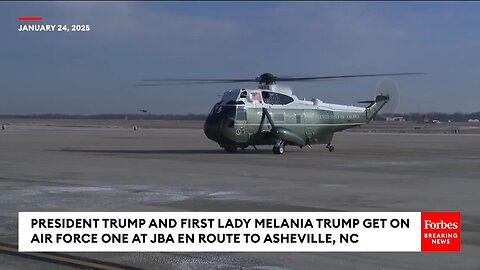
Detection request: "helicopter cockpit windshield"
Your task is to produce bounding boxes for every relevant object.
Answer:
[205,89,247,130]
[221,89,241,103]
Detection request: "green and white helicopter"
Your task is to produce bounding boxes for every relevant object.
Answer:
[140,72,420,154]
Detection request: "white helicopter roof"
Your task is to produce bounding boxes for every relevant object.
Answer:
[220,87,365,112]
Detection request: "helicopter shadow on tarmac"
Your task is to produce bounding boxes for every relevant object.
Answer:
[58,148,279,156]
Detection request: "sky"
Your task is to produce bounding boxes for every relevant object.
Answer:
[1,2,479,114]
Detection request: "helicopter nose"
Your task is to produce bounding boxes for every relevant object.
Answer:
[204,125,230,143]
[203,117,234,143]
[203,124,220,141]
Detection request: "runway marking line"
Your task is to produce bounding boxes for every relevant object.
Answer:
[0,242,141,270]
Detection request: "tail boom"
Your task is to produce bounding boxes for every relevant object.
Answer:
[365,95,390,121]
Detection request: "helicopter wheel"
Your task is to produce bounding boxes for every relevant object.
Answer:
[273,145,285,154]
[326,143,335,152]
[273,140,286,154]
[224,145,237,153]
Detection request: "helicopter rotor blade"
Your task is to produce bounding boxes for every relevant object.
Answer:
[133,72,423,87]
[139,78,256,86]
[274,72,423,82]
[131,80,256,87]
[143,78,254,82]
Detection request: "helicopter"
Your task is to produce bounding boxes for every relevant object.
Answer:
[137,72,421,154]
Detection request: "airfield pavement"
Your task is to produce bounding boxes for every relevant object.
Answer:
[0,120,479,270]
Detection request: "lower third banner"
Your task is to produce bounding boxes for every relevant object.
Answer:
[18,211,460,252]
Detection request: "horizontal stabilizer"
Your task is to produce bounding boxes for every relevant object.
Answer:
[358,100,375,108]
[375,94,390,102]
[358,100,375,104]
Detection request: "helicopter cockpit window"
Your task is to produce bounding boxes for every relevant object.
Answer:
[221,90,240,102]
[262,91,294,105]
[236,106,247,121]
[209,103,221,115]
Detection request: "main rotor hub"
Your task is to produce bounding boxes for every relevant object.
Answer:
[256,73,277,85]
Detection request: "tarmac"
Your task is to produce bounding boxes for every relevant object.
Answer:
[0,121,479,269]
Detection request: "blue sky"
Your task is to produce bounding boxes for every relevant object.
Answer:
[1,2,479,114]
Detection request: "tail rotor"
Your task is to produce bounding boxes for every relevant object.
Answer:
[375,79,400,115]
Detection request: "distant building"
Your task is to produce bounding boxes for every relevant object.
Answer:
[467,119,480,123]
[385,116,406,122]
[422,114,430,123]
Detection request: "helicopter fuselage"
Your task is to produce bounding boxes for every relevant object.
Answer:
[203,88,388,153]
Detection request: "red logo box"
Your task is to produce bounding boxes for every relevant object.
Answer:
[421,212,461,252]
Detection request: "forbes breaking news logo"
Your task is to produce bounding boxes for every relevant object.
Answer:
[421,212,461,252]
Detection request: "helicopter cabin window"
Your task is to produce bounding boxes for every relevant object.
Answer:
[262,91,294,105]
[236,106,247,121]
[273,112,284,122]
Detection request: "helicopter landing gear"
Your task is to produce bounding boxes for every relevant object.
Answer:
[224,145,237,153]
[239,144,249,150]
[326,143,335,152]
[273,140,285,154]
[273,145,284,154]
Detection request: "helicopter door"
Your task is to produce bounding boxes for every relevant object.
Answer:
[236,106,247,123]
[252,105,270,133]
[304,109,315,142]
[261,110,271,132]
[293,111,306,141]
